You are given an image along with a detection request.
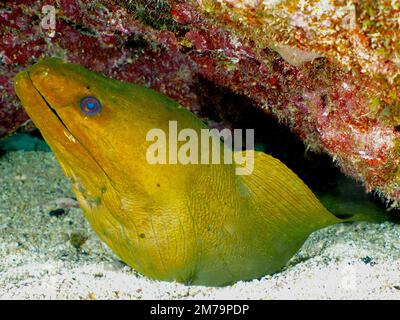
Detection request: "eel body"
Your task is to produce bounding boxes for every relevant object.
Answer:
[14,58,340,286]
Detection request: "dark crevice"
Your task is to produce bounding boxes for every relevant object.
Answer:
[60,17,98,37]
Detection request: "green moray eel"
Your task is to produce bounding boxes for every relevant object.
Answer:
[14,58,346,286]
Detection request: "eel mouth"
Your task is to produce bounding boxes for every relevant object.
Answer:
[26,69,71,135]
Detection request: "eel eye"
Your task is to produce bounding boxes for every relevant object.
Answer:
[80,96,102,115]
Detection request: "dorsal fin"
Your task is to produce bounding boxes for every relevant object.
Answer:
[236,150,340,230]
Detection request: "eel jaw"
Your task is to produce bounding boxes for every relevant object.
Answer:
[26,70,72,135]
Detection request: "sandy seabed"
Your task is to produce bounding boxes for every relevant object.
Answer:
[0,151,399,300]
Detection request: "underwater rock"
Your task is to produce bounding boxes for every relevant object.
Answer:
[1,0,400,203]
[190,0,400,202]
[0,0,201,136]
[69,232,88,250]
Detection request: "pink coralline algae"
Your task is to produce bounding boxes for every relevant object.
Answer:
[1,0,400,203]
[192,0,400,201]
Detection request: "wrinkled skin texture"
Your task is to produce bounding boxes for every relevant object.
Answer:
[14,58,340,286]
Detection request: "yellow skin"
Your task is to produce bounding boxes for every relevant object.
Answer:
[14,58,341,286]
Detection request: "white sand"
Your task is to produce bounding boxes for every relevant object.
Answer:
[0,151,399,300]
